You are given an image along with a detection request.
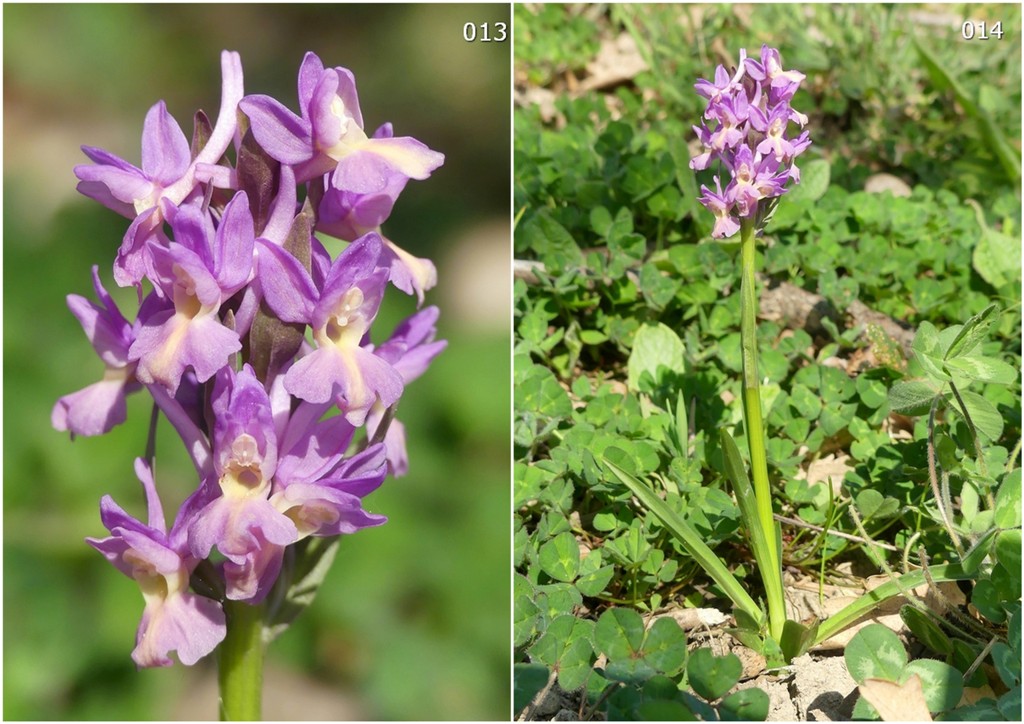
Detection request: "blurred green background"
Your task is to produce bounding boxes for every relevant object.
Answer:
[4,3,510,720]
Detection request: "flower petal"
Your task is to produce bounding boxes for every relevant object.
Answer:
[140,101,191,186]
[240,95,314,165]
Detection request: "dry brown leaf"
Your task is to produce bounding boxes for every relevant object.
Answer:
[858,675,933,721]
[577,33,647,93]
[795,452,852,494]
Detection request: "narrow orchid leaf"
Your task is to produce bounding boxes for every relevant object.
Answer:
[602,452,763,625]
[814,564,972,646]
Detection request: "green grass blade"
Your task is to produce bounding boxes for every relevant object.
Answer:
[602,454,764,626]
[915,39,1020,182]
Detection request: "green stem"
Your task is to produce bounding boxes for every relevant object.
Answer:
[738,219,785,641]
[219,600,264,721]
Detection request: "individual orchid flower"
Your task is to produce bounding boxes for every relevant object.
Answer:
[187,365,298,602]
[725,146,789,217]
[695,48,748,118]
[260,375,388,536]
[317,124,438,304]
[52,266,141,436]
[87,458,226,667]
[239,52,444,192]
[749,103,799,161]
[365,305,447,475]
[270,441,389,540]
[256,232,404,425]
[697,176,740,240]
[74,51,244,287]
[745,44,806,101]
[128,191,254,392]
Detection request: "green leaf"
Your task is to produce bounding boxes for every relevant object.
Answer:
[643,617,687,675]
[687,648,742,701]
[944,304,997,360]
[514,663,552,716]
[578,329,609,345]
[961,528,998,576]
[535,582,583,622]
[887,380,938,415]
[594,607,645,662]
[601,453,763,625]
[856,489,899,521]
[519,210,583,272]
[997,685,1021,720]
[903,659,963,714]
[992,642,1021,689]
[995,469,1022,529]
[514,575,541,647]
[674,390,689,460]
[786,159,830,203]
[719,688,770,721]
[627,322,686,392]
[844,624,908,683]
[944,355,1018,385]
[529,615,594,692]
[816,565,972,646]
[780,619,819,662]
[974,221,1023,289]
[637,699,697,721]
[515,364,573,420]
[538,531,581,583]
[590,206,613,237]
[947,389,1004,441]
[899,606,953,655]
[995,530,1021,573]
[576,552,615,597]
[971,579,1006,624]
[719,430,785,632]
[911,322,949,382]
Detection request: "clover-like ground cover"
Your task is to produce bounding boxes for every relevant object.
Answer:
[514,4,1021,721]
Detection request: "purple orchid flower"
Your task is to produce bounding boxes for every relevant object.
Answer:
[692,46,809,238]
[694,49,748,111]
[74,51,244,287]
[239,52,444,191]
[749,104,799,161]
[745,45,806,101]
[52,266,141,436]
[725,146,789,217]
[690,93,748,172]
[317,124,438,304]
[187,365,298,602]
[128,191,254,392]
[265,375,388,536]
[698,176,741,240]
[256,232,404,425]
[87,458,226,667]
[270,442,388,539]
[365,305,447,475]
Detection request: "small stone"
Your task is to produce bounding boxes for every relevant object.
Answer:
[864,173,913,197]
